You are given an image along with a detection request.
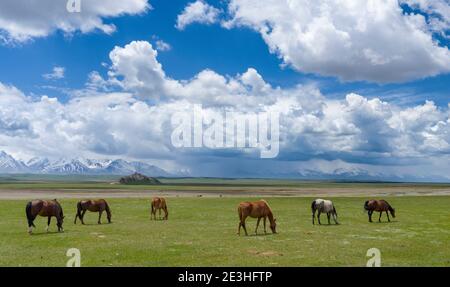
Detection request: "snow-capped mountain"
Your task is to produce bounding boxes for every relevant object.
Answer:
[0,151,170,176]
[0,151,28,173]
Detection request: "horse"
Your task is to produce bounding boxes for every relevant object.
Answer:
[237,199,277,236]
[74,199,111,225]
[311,199,339,225]
[25,199,64,234]
[150,197,168,220]
[364,199,395,222]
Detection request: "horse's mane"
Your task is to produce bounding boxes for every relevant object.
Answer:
[386,202,394,212]
[259,199,274,217]
[260,199,270,207]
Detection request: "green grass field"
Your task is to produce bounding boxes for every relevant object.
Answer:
[0,196,449,266]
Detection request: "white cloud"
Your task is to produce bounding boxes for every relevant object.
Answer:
[176,0,220,30]
[221,0,450,83]
[43,66,65,80]
[0,0,150,43]
[401,0,450,38]
[155,39,171,51]
[1,40,450,179]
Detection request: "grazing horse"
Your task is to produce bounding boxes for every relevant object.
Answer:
[237,200,277,236]
[150,197,168,220]
[74,199,111,225]
[364,200,395,222]
[26,199,64,234]
[311,199,339,225]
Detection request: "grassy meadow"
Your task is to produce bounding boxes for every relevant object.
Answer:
[0,196,449,267]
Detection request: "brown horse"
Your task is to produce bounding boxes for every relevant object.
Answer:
[74,199,111,225]
[237,199,277,236]
[26,199,64,234]
[151,197,168,220]
[364,199,396,222]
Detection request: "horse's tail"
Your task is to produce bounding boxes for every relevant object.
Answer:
[238,206,243,221]
[104,201,112,223]
[333,206,338,216]
[311,200,316,212]
[25,201,35,228]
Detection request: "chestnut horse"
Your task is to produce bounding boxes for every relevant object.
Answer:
[26,199,64,234]
[364,199,396,222]
[151,197,168,220]
[237,200,277,236]
[74,199,111,225]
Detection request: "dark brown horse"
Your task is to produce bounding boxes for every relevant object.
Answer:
[364,199,396,222]
[151,197,168,220]
[74,199,111,225]
[237,199,277,236]
[26,199,64,234]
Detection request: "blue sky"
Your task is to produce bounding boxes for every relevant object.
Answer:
[0,0,449,180]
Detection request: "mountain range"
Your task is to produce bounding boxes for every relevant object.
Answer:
[0,151,170,176]
[1,150,448,182]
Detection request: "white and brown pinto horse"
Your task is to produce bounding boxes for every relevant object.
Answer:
[74,199,111,225]
[311,199,339,225]
[26,199,64,234]
[237,199,277,236]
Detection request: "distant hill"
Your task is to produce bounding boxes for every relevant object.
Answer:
[119,172,162,185]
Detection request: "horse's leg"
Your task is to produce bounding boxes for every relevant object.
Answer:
[47,216,51,232]
[327,213,331,224]
[255,217,261,234]
[378,211,382,222]
[263,216,267,234]
[158,208,161,220]
[368,211,373,222]
[242,216,248,236]
[317,211,322,225]
[98,211,103,224]
[164,207,168,220]
[81,210,87,225]
[312,209,315,225]
[386,211,390,222]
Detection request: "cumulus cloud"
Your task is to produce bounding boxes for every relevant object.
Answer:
[43,66,65,80]
[176,0,220,30]
[220,0,450,83]
[0,0,150,43]
[1,40,450,179]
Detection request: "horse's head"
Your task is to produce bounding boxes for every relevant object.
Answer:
[390,208,396,218]
[270,218,277,234]
[107,211,112,223]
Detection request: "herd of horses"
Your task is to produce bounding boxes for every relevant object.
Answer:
[25,197,396,235]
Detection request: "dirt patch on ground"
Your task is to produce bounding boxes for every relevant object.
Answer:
[247,249,282,257]
[0,187,450,200]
